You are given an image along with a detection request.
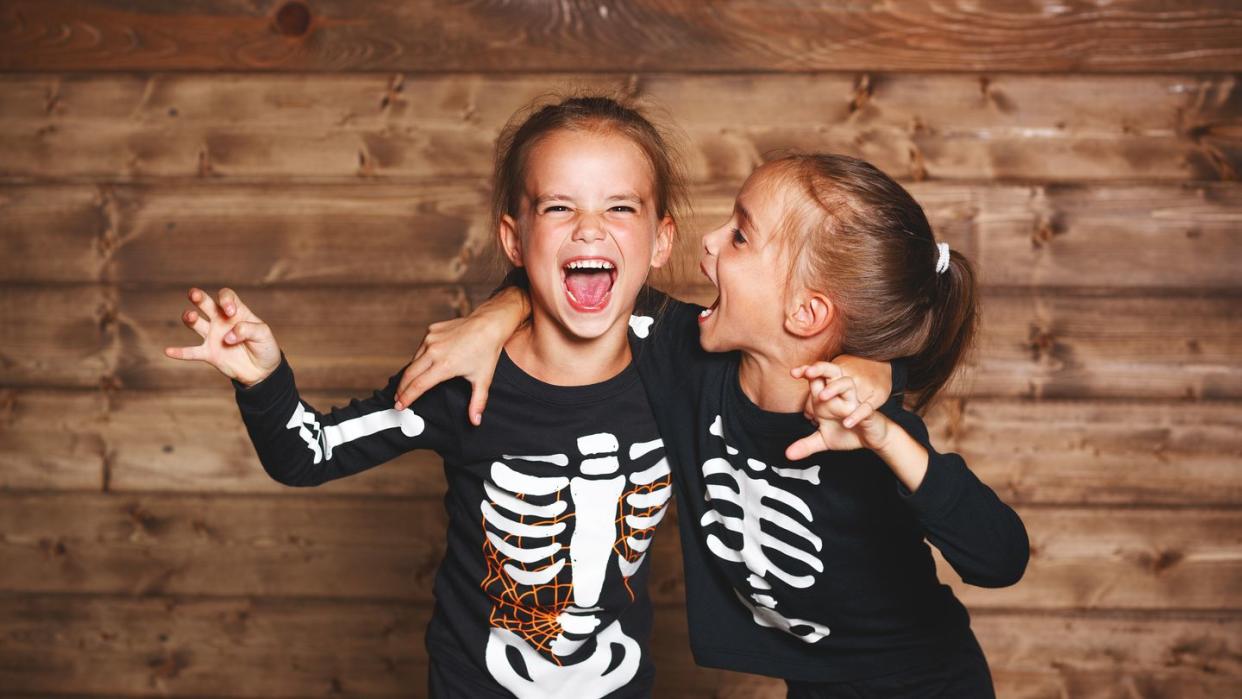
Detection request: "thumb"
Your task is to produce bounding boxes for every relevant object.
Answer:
[786,430,828,461]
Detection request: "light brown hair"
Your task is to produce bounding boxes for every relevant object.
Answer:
[487,94,690,299]
[769,153,977,413]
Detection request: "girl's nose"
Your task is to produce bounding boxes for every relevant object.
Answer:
[701,226,722,257]
[573,214,607,243]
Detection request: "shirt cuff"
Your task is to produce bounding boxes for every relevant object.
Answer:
[889,357,909,400]
[896,449,968,521]
[232,351,295,414]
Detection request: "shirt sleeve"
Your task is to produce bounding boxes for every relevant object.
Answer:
[883,405,1030,588]
[231,351,460,487]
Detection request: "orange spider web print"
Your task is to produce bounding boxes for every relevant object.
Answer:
[614,469,673,599]
[481,487,576,663]
[479,468,672,663]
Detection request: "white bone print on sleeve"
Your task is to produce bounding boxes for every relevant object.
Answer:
[286,401,425,463]
[700,414,831,643]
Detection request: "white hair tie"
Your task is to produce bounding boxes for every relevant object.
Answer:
[935,241,951,275]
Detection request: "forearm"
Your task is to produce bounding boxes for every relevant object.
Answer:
[874,411,1030,588]
[235,353,435,487]
[480,284,531,328]
[870,415,930,493]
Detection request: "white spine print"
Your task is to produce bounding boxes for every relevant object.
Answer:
[568,475,626,608]
[286,401,424,463]
[483,432,668,696]
[700,414,830,642]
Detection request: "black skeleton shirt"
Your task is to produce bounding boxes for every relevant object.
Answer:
[232,322,670,698]
[632,293,1029,682]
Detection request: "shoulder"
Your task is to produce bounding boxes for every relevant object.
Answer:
[630,286,703,339]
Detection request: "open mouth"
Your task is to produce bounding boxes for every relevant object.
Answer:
[562,258,617,313]
[698,296,720,323]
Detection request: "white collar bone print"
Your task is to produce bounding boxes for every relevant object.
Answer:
[482,431,671,698]
[701,414,831,643]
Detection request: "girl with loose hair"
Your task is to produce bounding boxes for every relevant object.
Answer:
[168,96,900,698]
[399,152,1028,697]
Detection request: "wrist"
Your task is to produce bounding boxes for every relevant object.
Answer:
[869,418,930,492]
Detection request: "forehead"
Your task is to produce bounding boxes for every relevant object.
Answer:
[737,162,801,224]
[523,129,655,194]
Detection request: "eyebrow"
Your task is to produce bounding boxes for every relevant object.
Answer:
[735,202,755,231]
[532,192,644,205]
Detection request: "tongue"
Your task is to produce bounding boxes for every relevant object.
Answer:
[566,270,612,308]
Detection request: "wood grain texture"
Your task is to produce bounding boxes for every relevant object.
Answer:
[1,285,1236,400]
[3,493,1239,611]
[1,594,1238,697]
[3,1,1242,73]
[0,388,108,491]
[6,387,1238,506]
[4,182,1241,290]
[1,72,1240,183]
[925,399,1242,506]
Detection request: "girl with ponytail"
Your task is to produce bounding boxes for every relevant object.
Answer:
[400,152,1027,697]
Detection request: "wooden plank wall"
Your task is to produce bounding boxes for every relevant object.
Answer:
[1,1,1240,696]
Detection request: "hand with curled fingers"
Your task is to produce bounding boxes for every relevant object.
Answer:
[393,286,530,426]
[785,360,894,461]
[163,286,282,387]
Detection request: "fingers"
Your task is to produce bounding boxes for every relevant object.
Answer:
[163,343,206,362]
[181,308,210,338]
[801,361,844,381]
[394,354,436,410]
[816,376,858,405]
[223,320,270,346]
[217,287,245,319]
[466,377,493,427]
[786,431,828,461]
[188,287,220,320]
[842,401,875,430]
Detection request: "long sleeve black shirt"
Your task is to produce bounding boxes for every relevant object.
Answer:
[629,294,1029,682]
[232,326,671,698]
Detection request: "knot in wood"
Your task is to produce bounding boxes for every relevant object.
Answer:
[274,2,313,38]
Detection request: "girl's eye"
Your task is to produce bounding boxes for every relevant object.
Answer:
[732,228,747,245]
[543,205,571,213]
[610,205,637,213]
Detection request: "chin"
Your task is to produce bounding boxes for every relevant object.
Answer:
[552,293,628,341]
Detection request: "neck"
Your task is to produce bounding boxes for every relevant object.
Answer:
[736,340,834,413]
[505,308,632,386]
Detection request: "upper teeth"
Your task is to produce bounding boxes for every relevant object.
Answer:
[566,260,614,270]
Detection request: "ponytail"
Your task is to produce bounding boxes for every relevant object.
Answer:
[906,248,978,413]
[767,153,979,415]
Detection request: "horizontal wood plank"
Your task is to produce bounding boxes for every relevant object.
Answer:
[3,1,1241,73]
[1,72,1239,183]
[925,399,1242,506]
[4,182,1241,290]
[6,386,1239,506]
[1,594,1237,697]
[1,285,1236,400]
[0,595,427,696]
[0,388,108,491]
[2,493,1239,611]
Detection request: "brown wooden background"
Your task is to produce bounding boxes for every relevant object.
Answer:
[2,1,1241,697]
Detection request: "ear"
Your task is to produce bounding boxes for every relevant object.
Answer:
[649,215,676,269]
[497,214,523,268]
[784,290,835,338]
